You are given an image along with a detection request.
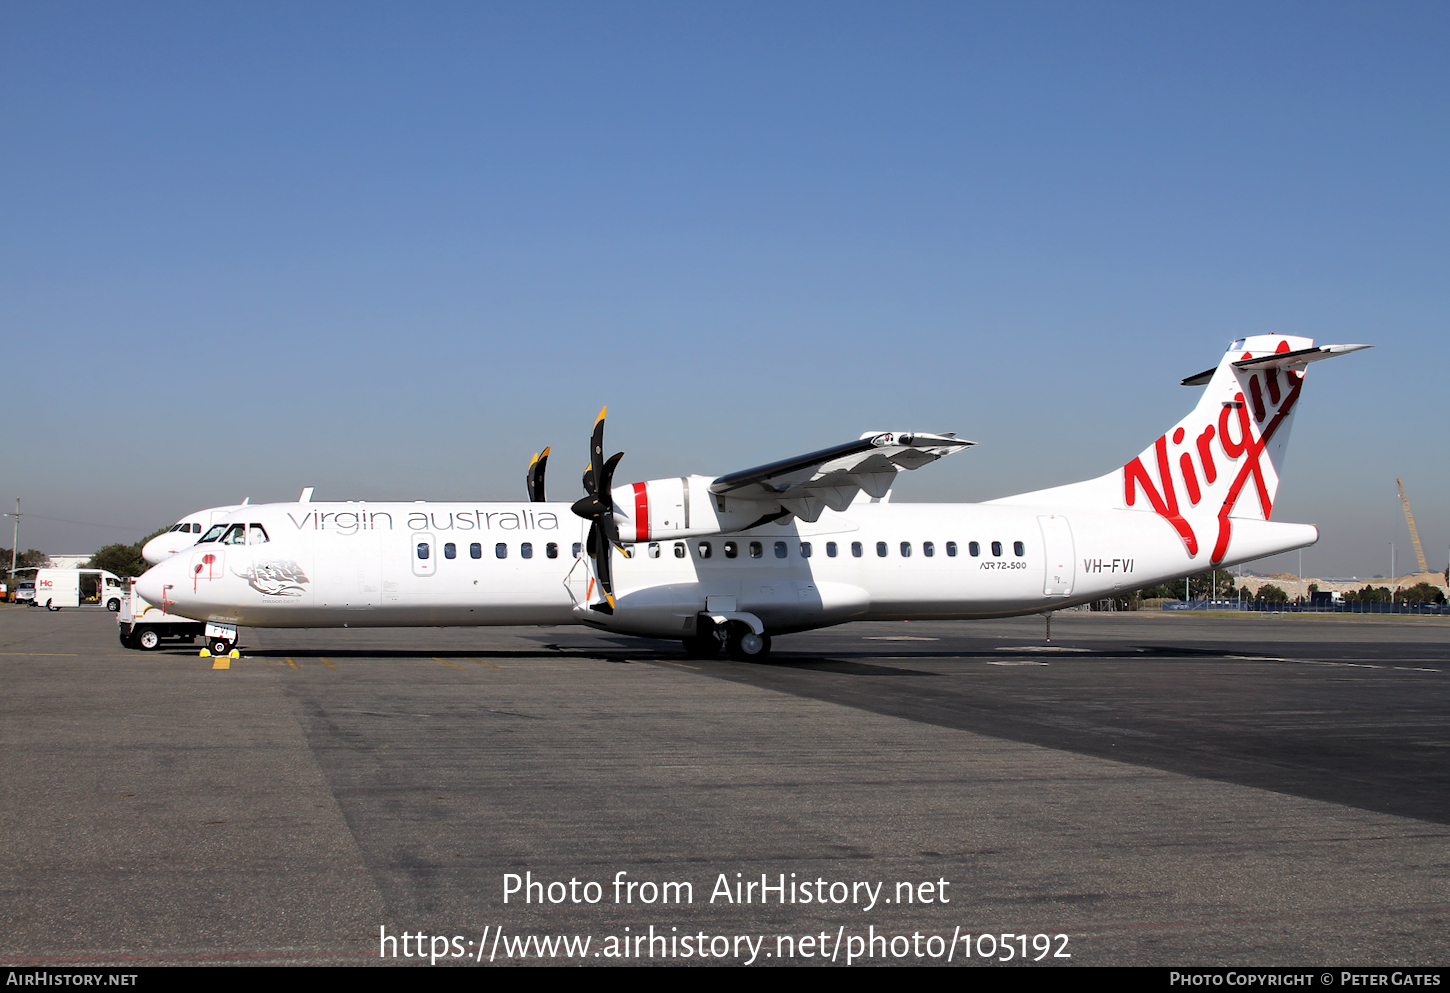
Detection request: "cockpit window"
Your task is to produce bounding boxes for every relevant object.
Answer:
[198,525,226,543]
[247,524,269,544]
[220,524,247,545]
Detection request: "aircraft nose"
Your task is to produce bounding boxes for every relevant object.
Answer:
[135,564,169,606]
[141,537,168,566]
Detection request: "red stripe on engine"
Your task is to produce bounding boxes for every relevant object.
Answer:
[633,482,649,541]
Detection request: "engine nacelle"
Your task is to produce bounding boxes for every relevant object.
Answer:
[609,475,779,542]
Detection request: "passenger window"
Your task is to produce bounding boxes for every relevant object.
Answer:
[991,541,1002,557]
[724,541,738,559]
[1014,541,1025,557]
[946,541,957,557]
[800,541,812,558]
[496,543,508,559]
[876,541,887,557]
[573,543,582,558]
[470,543,482,559]
[673,542,685,559]
[923,541,934,557]
[248,524,269,544]
[648,542,660,558]
[547,543,559,559]
[826,542,837,558]
[749,541,763,559]
[221,524,247,545]
[521,542,533,559]
[852,542,863,557]
[444,542,456,559]
[698,541,713,559]
[774,541,787,559]
[900,542,911,557]
[417,542,430,560]
[969,541,980,557]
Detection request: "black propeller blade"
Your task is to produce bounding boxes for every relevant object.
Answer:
[569,407,625,612]
[526,447,550,503]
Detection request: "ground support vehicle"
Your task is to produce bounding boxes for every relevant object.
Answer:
[117,588,205,650]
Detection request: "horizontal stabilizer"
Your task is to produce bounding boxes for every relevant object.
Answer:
[1185,343,1370,386]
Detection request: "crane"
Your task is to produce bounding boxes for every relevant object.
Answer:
[1396,478,1429,576]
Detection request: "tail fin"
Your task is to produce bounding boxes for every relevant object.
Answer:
[991,336,1370,565]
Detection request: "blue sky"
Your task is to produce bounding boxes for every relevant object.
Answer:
[3,2,1445,578]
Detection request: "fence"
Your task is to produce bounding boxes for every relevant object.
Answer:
[1160,599,1449,615]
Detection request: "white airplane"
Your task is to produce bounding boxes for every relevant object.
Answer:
[142,501,250,565]
[136,336,1368,660]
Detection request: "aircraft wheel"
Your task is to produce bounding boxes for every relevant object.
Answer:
[107,598,121,612]
[208,638,233,656]
[136,627,161,651]
[682,635,719,659]
[726,628,771,661]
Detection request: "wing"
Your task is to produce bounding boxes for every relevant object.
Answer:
[709,431,974,522]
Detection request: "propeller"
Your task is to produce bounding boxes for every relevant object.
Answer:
[569,407,627,612]
[526,447,550,502]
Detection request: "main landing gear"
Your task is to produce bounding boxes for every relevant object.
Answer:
[682,618,772,661]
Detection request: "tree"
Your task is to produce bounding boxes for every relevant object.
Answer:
[1255,584,1288,603]
[1398,582,1447,605]
[1343,585,1391,604]
[86,529,167,579]
[2,549,48,575]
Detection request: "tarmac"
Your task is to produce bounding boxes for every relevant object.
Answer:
[1,603,1447,967]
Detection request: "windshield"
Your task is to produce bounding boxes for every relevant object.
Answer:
[198,525,226,543]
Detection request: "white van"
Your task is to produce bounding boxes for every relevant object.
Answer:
[33,568,127,611]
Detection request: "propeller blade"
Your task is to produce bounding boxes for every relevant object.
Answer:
[585,521,615,612]
[570,407,620,613]
[526,447,550,503]
[598,451,624,495]
[589,405,607,492]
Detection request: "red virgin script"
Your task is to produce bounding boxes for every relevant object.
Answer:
[1123,342,1303,565]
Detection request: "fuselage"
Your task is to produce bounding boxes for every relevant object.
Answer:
[136,497,1315,638]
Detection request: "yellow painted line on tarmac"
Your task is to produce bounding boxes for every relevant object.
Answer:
[655,659,700,670]
[434,657,465,670]
[320,657,337,669]
[469,657,504,669]
[285,657,298,669]
[211,657,230,670]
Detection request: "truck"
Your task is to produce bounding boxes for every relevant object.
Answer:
[33,568,128,611]
[117,586,205,650]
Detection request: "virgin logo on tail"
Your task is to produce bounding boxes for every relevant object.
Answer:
[1124,340,1303,565]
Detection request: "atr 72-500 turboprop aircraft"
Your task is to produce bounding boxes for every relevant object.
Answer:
[136,336,1367,659]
